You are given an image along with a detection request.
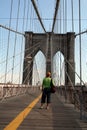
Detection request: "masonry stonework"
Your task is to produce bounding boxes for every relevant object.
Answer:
[23,32,75,86]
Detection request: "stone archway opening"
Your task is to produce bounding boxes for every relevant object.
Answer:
[53,51,65,86]
[32,50,46,85]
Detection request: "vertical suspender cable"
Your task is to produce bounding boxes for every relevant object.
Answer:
[63,0,64,33]
[63,0,67,101]
[79,0,82,86]
[78,0,83,120]
[19,0,27,84]
[56,11,59,84]
[50,32,52,76]
[26,0,30,30]
[60,50,61,85]
[65,0,67,33]
[58,54,59,86]
[71,0,75,86]
[34,59,40,85]
[4,0,13,83]
[71,0,74,32]
[46,33,48,72]
[11,0,20,83]
[59,1,61,86]
[60,0,67,84]
[30,2,33,31]
[60,0,64,85]
[32,4,34,31]
[59,1,61,85]
[60,3,61,34]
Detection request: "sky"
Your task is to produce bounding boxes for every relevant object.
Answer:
[35,0,55,31]
[0,0,55,32]
[0,0,56,84]
[0,0,87,85]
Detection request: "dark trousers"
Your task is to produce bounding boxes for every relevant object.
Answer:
[41,88,51,103]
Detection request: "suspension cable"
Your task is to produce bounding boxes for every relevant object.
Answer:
[4,0,13,83]
[75,29,87,37]
[52,0,60,32]
[24,45,40,60]
[0,24,24,36]
[11,0,21,83]
[0,40,40,83]
[65,0,67,33]
[79,0,82,86]
[23,59,33,84]
[71,0,74,32]
[19,0,27,84]
[65,57,85,86]
[31,0,46,33]
[65,70,74,89]
[0,40,40,66]
[26,0,30,30]
[63,0,64,33]
[34,59,41,85]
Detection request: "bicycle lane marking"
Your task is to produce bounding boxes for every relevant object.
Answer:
[4,94,41,130]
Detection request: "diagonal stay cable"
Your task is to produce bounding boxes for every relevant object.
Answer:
[0,24,24,36]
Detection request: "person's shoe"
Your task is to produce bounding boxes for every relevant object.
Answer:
[40,106,43,109]
[46,106,49,110]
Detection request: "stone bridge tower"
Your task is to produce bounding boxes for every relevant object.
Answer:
[23,32,75,86]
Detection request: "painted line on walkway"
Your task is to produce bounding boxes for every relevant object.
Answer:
[4,94,41,130]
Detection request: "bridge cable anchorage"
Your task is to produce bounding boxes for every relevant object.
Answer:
[65,69,80,103]
[31,0,46,33]
[65,59,85,120]
[59,52,82,106]
[65,58,85,86]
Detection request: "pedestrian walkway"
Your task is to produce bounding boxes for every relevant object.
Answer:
[0,90,87,130]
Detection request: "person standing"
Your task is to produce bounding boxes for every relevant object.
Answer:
[40,72,52,109]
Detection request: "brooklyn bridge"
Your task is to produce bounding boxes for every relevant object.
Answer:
[0,0,87,129]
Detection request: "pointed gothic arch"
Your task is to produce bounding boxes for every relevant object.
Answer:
[32,50,46,85]
[23,31,75,86]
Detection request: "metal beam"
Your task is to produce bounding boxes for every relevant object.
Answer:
[52,0,60,32]
[31,0,46,33]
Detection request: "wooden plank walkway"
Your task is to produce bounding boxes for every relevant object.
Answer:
[0,89,87,130]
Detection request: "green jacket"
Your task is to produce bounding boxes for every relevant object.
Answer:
[42,77,51,89]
